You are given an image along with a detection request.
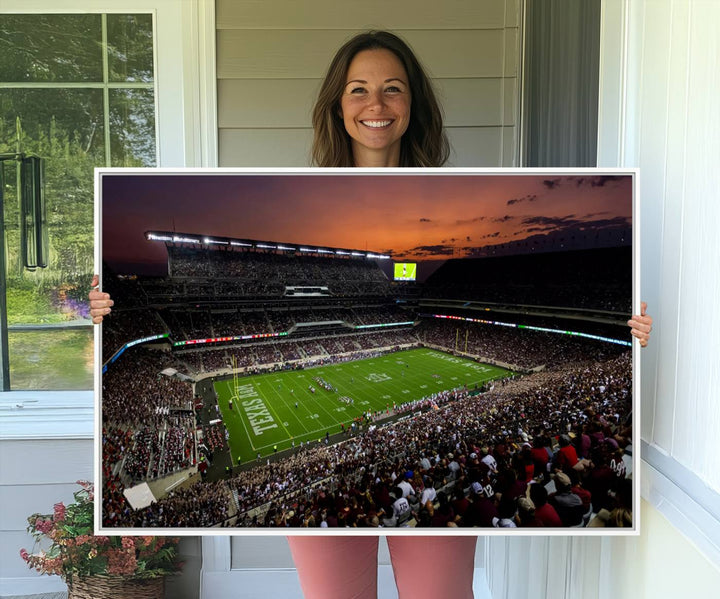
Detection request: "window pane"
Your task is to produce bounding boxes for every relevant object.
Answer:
[0,89,106,163]
[109,89,157,166]
[1,87,100,390]
[1,88,103,284]
[0,14,103,82]
[107,14,155,83]
[8,329,93,390]
[0,12,157,390]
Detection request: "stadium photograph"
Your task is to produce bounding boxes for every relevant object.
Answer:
[99,170,636,531]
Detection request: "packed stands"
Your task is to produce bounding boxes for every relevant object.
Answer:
[101,238,633,529]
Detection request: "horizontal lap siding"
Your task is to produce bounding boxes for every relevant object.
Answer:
[216,0,514,30]
[216,0,521,167]
[0,439,93,579]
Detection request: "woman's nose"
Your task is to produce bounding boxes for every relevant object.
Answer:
[366,89,385,110]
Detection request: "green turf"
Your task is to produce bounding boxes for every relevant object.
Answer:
[214,347,512,463]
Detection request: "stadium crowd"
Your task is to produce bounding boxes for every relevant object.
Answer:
[102,346,632,528]
[157,247,392,300]
[417,319,626,369]
[100,243,633,529]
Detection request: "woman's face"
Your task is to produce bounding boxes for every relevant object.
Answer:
[340,48,411,166]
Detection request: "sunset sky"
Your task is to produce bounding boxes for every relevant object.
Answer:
[102,171,633,273]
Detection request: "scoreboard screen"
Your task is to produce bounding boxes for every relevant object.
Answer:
[393,262,417,281]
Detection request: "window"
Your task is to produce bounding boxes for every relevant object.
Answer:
[0,13,156,390]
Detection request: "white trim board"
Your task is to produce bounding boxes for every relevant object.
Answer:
[641,443,720,568]
[0,392,93,440]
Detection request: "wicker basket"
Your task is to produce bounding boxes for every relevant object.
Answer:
[67,575,165,599]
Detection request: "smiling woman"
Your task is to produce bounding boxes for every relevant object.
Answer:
[340,48,412,167]
[311,31,448,167]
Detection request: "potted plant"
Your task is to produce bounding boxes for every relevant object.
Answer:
[20,481,182,599]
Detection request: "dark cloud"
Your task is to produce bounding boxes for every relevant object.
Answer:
[419,218,431,223]
[492,215,514,223]
[506,194,538,206]
[542,175,627,190]
[404,244,455,257]
[455,215,486,225]
[521,214,630,232]
[589,175,625,187]
[569,175,627,188]
[522,215,581,228]
[579,216,631,228]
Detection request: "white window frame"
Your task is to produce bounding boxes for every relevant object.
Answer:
[2,0,217,168]
[0,0,217,429]
[0,5,215,595]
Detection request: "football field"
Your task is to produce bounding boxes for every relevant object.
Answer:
[215,347,512,463]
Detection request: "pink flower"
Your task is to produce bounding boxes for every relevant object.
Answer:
[34,518,54,534]
[19,548,29,562]
[107,548,137,576]
[53,502,66,522]
[121,537,135,549]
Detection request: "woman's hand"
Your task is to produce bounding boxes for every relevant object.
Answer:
[89,274,113,324]
[627,301,653,347]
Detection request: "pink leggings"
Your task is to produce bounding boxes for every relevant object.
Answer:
[287,535,477,599]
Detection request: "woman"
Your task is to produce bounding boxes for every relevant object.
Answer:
[90,30,652,599]
[311,30,448,168]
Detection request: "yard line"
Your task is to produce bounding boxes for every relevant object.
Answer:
[263,379,311,435]
[290,375,344,427]
[220,379,257,453]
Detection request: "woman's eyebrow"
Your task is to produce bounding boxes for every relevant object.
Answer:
[344,78,407,86]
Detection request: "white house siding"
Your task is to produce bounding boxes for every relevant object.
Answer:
[215,0,521,167]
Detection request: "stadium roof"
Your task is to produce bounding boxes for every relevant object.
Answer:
[145,230,391,260]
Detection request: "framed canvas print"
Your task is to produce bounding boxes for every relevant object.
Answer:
[96,168,638,535]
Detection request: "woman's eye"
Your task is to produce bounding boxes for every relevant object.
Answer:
[349,87,367,94]
[385,86,402,93]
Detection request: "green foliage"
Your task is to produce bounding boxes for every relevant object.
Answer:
[1,110,96,322]
[5,283,58,324]
[1,13,155,330]
[8,329,93,390]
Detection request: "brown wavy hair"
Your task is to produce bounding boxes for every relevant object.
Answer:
[311,31,449,167]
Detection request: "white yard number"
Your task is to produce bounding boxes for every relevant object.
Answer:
[367,373,392,383]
